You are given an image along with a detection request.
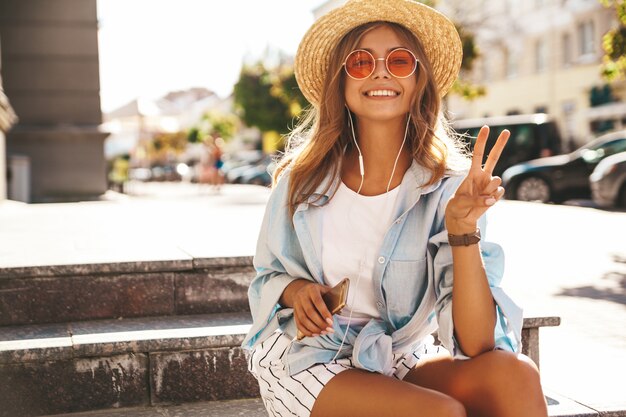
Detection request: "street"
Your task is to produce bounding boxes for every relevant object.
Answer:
[487,200,625,412]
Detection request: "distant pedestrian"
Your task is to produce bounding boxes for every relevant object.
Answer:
[199,138,224,192]
[211,137,225,190]
[243,1,548,417]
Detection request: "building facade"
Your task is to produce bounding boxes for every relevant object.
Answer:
[0,0,107,203]
[445,0,624,148]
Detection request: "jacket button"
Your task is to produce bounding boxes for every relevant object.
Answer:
[378,256,385,264]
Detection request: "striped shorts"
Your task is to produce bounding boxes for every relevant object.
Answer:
[247,331,446,417]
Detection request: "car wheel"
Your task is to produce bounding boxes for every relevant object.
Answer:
[515,176,552,203]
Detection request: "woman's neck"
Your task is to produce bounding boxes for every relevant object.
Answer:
[342,115,412,196]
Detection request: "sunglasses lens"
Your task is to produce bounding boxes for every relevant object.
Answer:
[345,50,374,79]
[387,49,417,78]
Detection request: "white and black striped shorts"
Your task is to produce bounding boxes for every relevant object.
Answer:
[248,331,447,417]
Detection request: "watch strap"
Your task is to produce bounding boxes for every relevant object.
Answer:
[448,228,481,246]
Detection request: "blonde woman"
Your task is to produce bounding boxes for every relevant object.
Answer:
[242,1,548,416]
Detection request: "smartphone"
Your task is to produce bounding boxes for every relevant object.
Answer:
[296,278,350,340]
[322,277,349,314]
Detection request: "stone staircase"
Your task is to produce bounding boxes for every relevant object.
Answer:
[0,257,616,417]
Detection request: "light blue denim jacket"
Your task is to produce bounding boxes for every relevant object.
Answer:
[242,161,522,376]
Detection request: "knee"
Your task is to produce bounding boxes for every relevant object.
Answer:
[480,350,542,389]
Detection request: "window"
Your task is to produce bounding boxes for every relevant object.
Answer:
[481,56,492,82]
[505,48,518,78]
[582,139,626,163]
[578,20,595,56]
[535,39,548,72]
[562,33,572,66]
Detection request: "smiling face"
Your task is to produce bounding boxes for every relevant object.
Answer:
[344,25,418,124]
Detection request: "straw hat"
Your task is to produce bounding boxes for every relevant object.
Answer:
[294,0,462,106]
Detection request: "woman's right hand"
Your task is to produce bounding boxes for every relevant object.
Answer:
[282,280,335,338]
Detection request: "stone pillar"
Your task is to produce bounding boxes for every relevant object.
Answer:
[0,37,5,201]
[0,0,109,202]
[0,130,5,201]
[0,40,18,201]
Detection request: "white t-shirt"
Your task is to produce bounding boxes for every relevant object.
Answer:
[321,181,400,325]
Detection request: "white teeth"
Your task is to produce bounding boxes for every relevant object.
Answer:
[366,90,399,97]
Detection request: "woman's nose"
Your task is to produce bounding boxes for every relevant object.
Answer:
[371,57,390,79]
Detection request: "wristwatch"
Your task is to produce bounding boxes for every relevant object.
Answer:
[448,228,481,246]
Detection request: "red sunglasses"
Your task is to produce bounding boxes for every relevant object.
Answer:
[343,48,419,80]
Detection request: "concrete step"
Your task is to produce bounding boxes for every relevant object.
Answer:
[42,392,624,417]
[0,312,258,417]
[0,257,254,326]
[1,312,561,417]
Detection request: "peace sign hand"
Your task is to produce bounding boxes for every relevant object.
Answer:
[445,126,510,235]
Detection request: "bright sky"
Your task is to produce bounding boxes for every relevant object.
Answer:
[97,0,328,113]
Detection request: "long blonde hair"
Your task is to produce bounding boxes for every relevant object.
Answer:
[275,22,469,217]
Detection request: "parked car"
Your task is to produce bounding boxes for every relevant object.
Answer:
[151,164,182,182]
[237,161,275,186]
[222,151,266,183]
[453,113,562,176]
[502,130,626,203]
[590,151,626,208]
[227,155,274,186]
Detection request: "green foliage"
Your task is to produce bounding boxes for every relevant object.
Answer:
[233,62,309,134]
[457,25,479,71]
[275,69,310,117]
[148,131,188,162]
[416,0,484,100]
[600,0,626,81]
[450,79,486,100]
[108,156,129,184]
[187,127,201,144]
[202,111,238,141]
[188,111,238,145]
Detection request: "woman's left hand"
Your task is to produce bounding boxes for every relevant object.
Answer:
[445,125,510,235]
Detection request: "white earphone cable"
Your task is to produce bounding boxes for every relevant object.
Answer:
[331,110,411,361]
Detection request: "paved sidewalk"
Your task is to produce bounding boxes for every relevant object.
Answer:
[1,182,625,414]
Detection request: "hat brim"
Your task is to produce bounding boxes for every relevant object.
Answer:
[294,0,462,107]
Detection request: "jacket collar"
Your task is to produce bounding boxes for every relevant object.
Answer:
[303,160,456,207]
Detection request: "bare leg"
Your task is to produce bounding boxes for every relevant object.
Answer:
[403,350,548,417]
[311,368,466,417]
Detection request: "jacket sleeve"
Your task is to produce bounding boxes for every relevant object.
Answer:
[242,174,314,349]
[428,177,523,359]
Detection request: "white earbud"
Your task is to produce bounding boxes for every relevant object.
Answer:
[346,106,364,174]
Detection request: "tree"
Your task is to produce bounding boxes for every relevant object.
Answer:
[599,0,626,81]
[422,0,485,100]
[450,23,484,99]
[233,59,309,152]
[188,111,238,144]
[234,62,308,134]
[147,131,188,163]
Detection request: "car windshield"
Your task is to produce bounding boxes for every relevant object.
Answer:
[574,136,626,163]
